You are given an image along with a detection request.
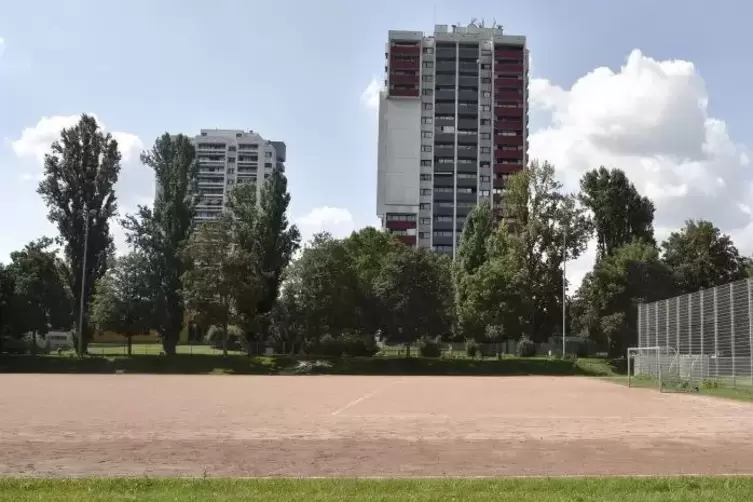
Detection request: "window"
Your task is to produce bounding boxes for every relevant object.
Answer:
[423,61,434,69]
[227,157,235,163]
[422,74,434,82]
[419,232,429,239]
[422,117,433,124]
[423,47,434,54]
[422,145,432,152]
[422,88,433,96]
[481,105,491,111]
[434,245,453,252]
[228,146,237,152]
[481,49,492,56]
[480,175,490,182]
[500,131,517,136]
[480,161,491,168]
[423,102,433,110]
[482,91,491,98]
[420,203,430,210]
[435,216,452,222]
[437,158,453,164]
[386,214,417,222]
[420,218,431,225]
[420,174,432,181]
[480,147,491,153]
[265,162,273,168]
[457,187,474,194]
[433,230,453,237]
[481,64,491,70]
[420,189,432,196]
[265,151,273,158]
[436,201,454,208]
[480,119,490,125]
[481,77,491,83]
[480,190,490,197]
[421,160,432,166]
[435,187,453,193]
[422,131,432,138]
[481,133,491,140]
[457,173,475,179]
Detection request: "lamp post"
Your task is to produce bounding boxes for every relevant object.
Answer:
[77,207,97,357]
[562,224,567,358]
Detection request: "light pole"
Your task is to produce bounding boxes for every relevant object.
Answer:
[77,207,96,357]
[562,224,567,358]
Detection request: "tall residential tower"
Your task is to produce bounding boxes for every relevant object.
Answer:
[376,23,529,256]
[192,129,286,222]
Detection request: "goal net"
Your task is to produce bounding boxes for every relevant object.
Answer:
[627,346,700,393]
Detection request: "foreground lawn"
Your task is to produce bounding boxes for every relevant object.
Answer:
[0,477,752,501]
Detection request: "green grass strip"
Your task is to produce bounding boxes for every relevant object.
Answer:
[1,477,752,502]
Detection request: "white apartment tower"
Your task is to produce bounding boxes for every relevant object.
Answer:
[192,129,286,221]
[376,23,529,257]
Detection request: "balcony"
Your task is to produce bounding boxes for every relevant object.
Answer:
[495,90,522,102]
[496,149,522,160]
[495,119,523,130]
[494,164,524,176]
[390,44,421,55]
[495,77,523,87]
[496,134,523,146]
[395,235,417,246]
[495,64,524,75]
[390,73,419,85]
[495,49,524,59]
[386,220,417,231]
[496,107,524,118]
[390,59,420,70]
[389,88,419,98]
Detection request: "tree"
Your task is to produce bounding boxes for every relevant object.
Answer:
[4,238,73,353]
[662,220,747,293]
[233,167,300,344]
[90,252,153,355]
[181,219,252,356]
[579,167,655,259]
[37,114,121,353]
[574,240,677,356]
[499,160,592,341]
[122,133,197,355]
[374,247,454,355]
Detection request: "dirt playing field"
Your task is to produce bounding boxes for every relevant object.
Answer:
[1,374,753,477]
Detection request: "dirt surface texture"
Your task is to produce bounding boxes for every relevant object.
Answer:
[1,374,752,477]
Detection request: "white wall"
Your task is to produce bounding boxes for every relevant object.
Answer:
[376,95,421,216]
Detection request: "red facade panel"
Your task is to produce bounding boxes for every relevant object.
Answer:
[390,59,420,70]
[494,164,524,175]
[495,49,524,59]
[496,149,522,160]
[496,135,523,146]
[495,119,523,130]
[396,235,417,246]
[386,220,417,230]
[495,64,524,75]
[390,44,421,56]
[496,107,524,118]
[495,90,523,101]
[390,73,419,85]
[495,77,523,87]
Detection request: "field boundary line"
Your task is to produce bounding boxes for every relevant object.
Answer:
[331,379,402,416]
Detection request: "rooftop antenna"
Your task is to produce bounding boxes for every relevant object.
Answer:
[469,17,478,27]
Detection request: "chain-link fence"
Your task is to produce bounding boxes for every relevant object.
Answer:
[635,278,753,389]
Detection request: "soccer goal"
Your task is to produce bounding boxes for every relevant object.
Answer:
[627,346,699,393]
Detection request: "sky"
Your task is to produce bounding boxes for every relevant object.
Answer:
[2,0,753,289]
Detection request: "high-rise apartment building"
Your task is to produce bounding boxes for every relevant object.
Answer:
[376,23,529,257]
[192,129,286,221]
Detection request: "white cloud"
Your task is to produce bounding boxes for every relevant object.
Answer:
[0,36,5,60]
[12,114,143,165]
[529,49,753,289]
[360,77,383,113]
[295,206,356,245]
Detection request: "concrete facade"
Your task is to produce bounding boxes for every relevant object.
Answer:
[376,23,529,256]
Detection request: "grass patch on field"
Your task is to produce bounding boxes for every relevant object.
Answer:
[603,374,753,403]
[0,354,619,377]
[0,477,752,501]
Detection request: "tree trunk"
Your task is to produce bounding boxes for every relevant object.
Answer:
[162,332,177,356]
[31,331,37,356]
[127,336,132,356]
[222,321,228,357]
[405,342,411,358]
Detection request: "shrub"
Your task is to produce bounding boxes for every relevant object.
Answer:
[418,338,442,358]
[314,334,346,357]
[516,336,536,357]
[205,325,247,352]
[341,332,379,357]
[466,341,479,358]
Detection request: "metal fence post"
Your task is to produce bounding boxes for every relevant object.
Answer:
[654,302,659,347]
[748,279,753,386]
[731,283,736,388]
[700,290,705,374]
[713,287,719,380]
[676,297,680,353]
[638,303,643,348]
[688,294,693,355]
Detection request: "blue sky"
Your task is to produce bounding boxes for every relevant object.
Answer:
[2,0,753,286]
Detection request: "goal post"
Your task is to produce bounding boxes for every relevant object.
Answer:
[627,346,699,393]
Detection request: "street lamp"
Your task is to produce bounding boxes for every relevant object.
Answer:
[77,207,97,357]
